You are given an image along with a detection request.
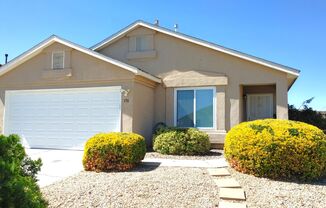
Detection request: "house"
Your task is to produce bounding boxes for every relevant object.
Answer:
[319,111,326,118]
[0,20,300,149]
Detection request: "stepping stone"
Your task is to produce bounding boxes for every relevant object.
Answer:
[214,178,241,188]
[219,188,246,200]
[207,168,231,176]
[219,201,247,208]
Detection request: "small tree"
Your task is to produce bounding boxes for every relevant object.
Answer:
[0,134,47,208]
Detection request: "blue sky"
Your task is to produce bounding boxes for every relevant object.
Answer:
[1,0,325,110]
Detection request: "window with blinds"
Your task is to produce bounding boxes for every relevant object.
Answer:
[52,51,64,69]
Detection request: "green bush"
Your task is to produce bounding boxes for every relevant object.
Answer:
[153,127,211,155]
[0,134,47,208]
[289,104,326,132]
[83,132,146,172]
[224,119,326,181]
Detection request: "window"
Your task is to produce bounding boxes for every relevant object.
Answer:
[135,36,151,52]
[174,87,215,128]
[52,51,64,69]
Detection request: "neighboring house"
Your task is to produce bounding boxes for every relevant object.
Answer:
[0,20,300,149]
[319,111,326,118]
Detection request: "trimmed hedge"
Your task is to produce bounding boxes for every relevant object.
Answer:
[224,119,326,181]
[153,127,210,155]
[0,134,47,208]
[83,132,146,172]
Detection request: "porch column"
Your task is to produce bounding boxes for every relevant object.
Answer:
[229,86,241,128]
[165,87,174,126]
[276,81,288,119]
[216,86,226,132]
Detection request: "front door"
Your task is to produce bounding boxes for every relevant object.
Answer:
[247,94,273,121]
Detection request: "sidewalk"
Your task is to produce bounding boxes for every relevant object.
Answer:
[142,157,228,168]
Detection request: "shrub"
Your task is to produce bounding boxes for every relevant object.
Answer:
[83,132,146,172]
[289,104,326,132]
[153,127,211,155]
[0,134,47,208]
[224,119,326,181]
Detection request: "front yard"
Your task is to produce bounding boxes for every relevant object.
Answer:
[42,165,219,208]
[41,122,326,208]
[41,150,326,208]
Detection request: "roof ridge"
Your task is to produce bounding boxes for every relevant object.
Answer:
[90,20,300,76]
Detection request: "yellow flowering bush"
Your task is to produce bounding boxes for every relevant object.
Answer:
[83,132,146,172]
[224,119,326,181]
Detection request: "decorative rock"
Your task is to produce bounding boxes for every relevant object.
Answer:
[219,188,246,200]
[207,168,231,176]
[219,201,247,208]
[42,166,219,207]
[214,178,241,188]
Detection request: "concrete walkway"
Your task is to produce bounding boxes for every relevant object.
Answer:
[142,157,228,168]
[26,149,84,187]
[26,148,227,187]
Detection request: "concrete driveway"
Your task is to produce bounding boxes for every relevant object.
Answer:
[26,149,84,187]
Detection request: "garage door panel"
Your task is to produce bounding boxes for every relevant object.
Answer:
[4,87,121,150]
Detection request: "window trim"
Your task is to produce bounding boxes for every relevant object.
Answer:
[132,35,153,52]
[174,86,216,129]
[135,36,143,52]
[51,51,65,69]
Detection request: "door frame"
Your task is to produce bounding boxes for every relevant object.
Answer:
[246,93,273,121]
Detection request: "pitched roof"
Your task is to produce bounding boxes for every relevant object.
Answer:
[91,20,300,77]
[0,35,161,83]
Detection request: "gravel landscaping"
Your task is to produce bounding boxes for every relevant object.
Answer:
[145,149,224,160]
[42,165,219,208]
[229,168,326,208]
[41,149,326,208]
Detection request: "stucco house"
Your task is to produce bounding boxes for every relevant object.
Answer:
[0,20,299,149]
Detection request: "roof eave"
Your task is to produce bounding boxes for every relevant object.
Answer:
[0,35,161,83]
[0,35,58,77]
[90,20,142,51]
[288,75,299,91]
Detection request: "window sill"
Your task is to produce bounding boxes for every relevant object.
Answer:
[126,50,157,59]
[175,127,218,131]
[204,130,226,144]
[42,68,72,80]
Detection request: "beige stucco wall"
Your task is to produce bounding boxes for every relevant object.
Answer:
[0,27,292,147]
[98,26,290,138]
[0,42,156,143]
[132,79,155,145]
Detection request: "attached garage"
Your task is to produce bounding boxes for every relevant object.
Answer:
[4,87,122,150]
[0,36,160,149]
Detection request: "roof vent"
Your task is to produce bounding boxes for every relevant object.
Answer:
[5,54,8,64]
[154,19,159,26]
[174,24,178,32]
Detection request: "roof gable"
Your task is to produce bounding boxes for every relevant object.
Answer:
[91,20,300,77]
[0,35,161,83]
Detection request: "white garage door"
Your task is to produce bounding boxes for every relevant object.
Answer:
[4,86,121,150]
